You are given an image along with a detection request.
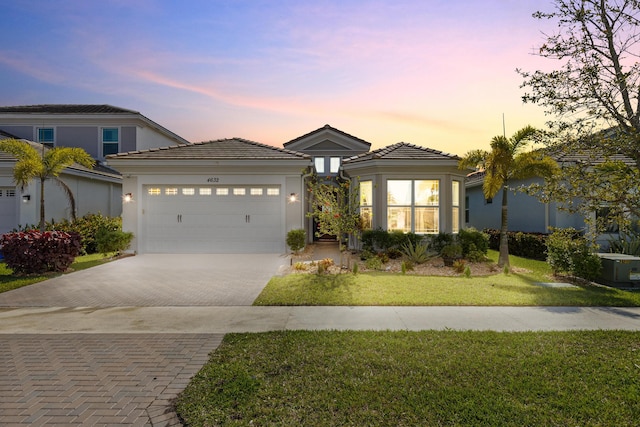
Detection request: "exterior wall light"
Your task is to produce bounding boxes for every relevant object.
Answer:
[123,193,133,203]
[289,193,299,203]
[22,195,30,203]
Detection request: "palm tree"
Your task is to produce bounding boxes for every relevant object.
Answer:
[459,126,558,268]
[0,139,95,231]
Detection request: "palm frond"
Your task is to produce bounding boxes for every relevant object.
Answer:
[458,149,489,170]
[53,177,77,221]
[44,147,95,176]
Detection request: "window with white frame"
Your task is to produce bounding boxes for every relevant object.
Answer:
[37,128,55,147]
[452,181,460,233]
[387,179,439,233]
[102,128,119,156]
[359,180,373,230]
[330,157,341,173]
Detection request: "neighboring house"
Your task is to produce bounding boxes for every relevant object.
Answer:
[465,148,636,245]
[107,125,467,254]
[0,130,122,234]
[0,104,189,160]
[464,171,582,233]
[0,104,190,233]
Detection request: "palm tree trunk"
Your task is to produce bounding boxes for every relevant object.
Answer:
[39,178,45,232]
[498,186,510,268]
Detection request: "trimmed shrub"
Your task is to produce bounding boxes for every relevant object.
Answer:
[458,228,489,257]
[95,227,134,255]
[430,232,455,253]
[546,228,602,281]
[361,228,422,253]
[0,230,82,274]
[48,213,123,254]
[286,229,306,253]
[484,229,548,261]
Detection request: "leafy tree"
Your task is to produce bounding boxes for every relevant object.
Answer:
[306,175,361,251]
[518,0,640,234]
[459,126,558,267]
[0,139,95,231]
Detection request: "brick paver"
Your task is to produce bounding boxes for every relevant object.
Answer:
[0,334,223,426]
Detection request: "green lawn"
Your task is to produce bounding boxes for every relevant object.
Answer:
[177,330,640,426]
[0,253,115,294]
[255,251,640,306]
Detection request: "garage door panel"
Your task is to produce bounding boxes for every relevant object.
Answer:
[143,185,283,253]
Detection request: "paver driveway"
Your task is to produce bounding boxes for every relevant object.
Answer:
[0,253,286,426]
[0,253,287,307]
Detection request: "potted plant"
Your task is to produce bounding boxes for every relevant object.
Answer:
[441,243,463,267]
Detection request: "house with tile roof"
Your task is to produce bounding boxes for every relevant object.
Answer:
[0,105,190,233]
[108,125,468,254]
[464,145,635,245]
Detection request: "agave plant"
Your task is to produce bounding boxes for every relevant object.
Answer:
[401,240,435,264]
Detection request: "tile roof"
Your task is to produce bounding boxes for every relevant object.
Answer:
[343,142,460,163]
[107,138,310,160]
[0,104,139,114]
[283,124,372,148]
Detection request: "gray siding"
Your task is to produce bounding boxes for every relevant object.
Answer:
[121,126,136,153]
[57,127,98,157]
[0,125,32,139]
[466,177,550,233]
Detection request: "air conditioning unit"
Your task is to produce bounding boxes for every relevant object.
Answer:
[596,253,640,288]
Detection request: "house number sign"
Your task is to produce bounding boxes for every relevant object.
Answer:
[206,177,220,183]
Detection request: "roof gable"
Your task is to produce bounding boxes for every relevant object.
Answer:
[107,138,310,160]
[344,142,460,164]
[283,124,371,155]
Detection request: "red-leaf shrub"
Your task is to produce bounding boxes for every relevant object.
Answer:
[0,230,82,274]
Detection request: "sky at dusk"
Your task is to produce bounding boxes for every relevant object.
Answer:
[1,1,560,155]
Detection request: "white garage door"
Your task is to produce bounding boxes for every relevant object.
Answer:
[143,185,283,253]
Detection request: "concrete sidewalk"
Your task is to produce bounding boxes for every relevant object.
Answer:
[2,305,640,334]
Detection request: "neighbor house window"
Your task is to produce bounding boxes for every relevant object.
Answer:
[387,179,439,233]
[359,180,373,230]
[465,196,470,223]
[37,128,55,147]
[452,181,460,233]
[314,157,325,173]
[102,128,119,156]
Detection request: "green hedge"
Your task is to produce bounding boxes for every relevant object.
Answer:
[484,229,548,261]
